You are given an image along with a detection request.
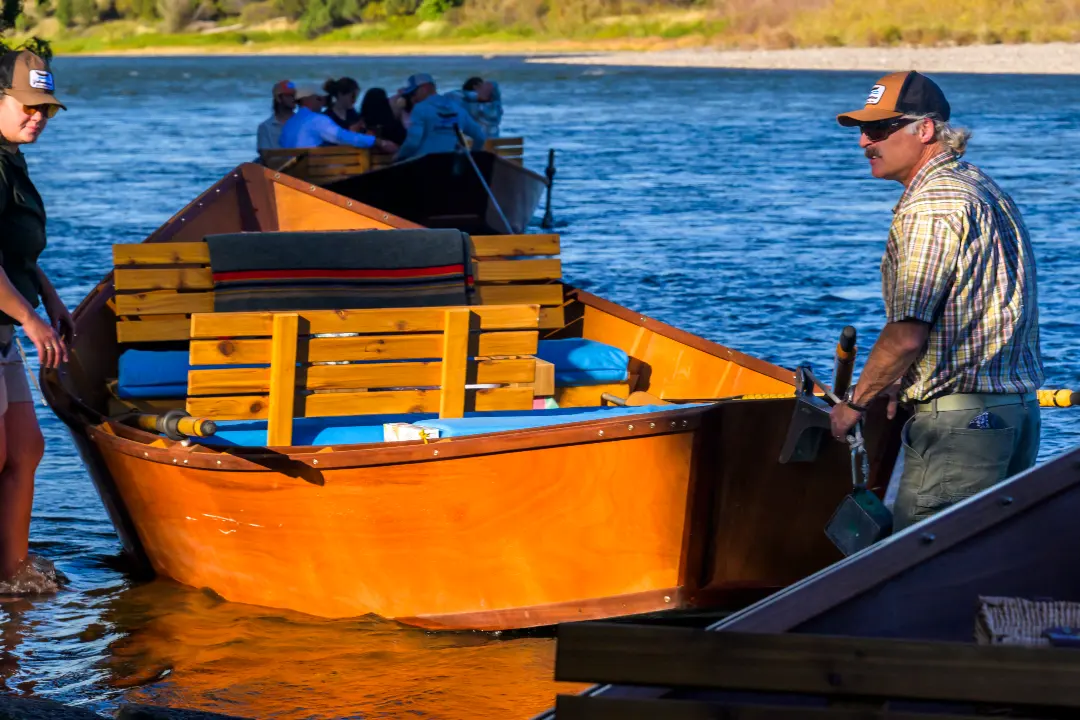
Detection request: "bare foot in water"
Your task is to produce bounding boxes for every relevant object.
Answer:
[0,555,65,597]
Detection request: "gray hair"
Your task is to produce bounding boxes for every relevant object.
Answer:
[903,113,972,157]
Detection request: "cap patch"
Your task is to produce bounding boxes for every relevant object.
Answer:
[28,69,54,91]
[866,84,885,105]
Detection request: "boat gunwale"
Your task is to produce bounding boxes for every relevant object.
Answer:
[353,149,549,185]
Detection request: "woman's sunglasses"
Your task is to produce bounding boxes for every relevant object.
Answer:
[859,117,915,142]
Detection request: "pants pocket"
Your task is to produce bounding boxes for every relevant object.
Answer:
[920,425,1015,510]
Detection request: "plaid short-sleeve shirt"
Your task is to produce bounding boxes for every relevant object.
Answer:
[882,151,1044,403]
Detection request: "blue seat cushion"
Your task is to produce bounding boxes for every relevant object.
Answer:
[204,413,439,447]
[117,349,264,399]
[117,349,194,399]
[536,339,629,387]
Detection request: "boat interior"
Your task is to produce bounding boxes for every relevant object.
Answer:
[61,163,827,452]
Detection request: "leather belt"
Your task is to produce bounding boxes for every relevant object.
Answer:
[912,391,1037,413]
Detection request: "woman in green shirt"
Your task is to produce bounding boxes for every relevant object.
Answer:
[0,49,72,584]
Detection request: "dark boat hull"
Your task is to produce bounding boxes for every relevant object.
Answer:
[324,151,547,235]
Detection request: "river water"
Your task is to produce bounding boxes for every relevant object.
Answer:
[1,55,1078,718]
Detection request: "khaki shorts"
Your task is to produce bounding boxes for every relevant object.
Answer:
[0,325,33,417]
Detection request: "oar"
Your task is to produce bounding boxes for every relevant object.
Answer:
[1039,389,1079,408]
[453,124,514,234]
[832,326,857,399]
[122,409,217,441]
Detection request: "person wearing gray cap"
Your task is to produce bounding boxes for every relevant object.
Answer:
[394,73,486,162]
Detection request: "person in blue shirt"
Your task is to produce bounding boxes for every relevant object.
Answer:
[394,73,486,162]
[446,76,503,138]
[280,85,399,154]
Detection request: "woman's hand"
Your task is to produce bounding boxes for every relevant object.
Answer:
[22,311,67,369]
[44,294,74,345]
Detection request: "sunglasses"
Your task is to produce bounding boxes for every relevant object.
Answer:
[19,102,59,119]
[859,117,915,142]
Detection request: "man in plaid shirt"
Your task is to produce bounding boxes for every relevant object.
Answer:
[829,71,1044,531]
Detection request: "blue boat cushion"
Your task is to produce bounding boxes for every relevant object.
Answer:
[202,405,702,447]
[116,349,263,399]
[535,339,629,387]
[117,349,195,399]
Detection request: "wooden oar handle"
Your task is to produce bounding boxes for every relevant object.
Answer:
[132,410,217,440]
[1038,389,1079,408]
[833,326,857,399]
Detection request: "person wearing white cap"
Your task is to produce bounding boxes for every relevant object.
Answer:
[394,73,486,162]
[279,84,399,153]
[0,49,73,585]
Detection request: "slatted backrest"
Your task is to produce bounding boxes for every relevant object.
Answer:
[260,146,395,184]
[470,234,564,331]
[112,242,215,344]
[484,137,524,165]
[185,304,541,445]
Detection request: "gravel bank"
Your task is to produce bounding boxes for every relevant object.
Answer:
[525,43,1080,74]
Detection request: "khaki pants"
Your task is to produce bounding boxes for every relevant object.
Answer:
[892,397,1041,532]
[0,325,33,417]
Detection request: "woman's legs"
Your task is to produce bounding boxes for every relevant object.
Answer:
[0,402,44,580]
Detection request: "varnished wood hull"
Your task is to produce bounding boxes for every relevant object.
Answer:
[42,164,903,631]
[324,151,547,235]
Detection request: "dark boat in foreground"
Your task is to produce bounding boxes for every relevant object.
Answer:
[324,149,547,235]
[541,442,1080,717]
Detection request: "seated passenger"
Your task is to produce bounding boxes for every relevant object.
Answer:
[256,80,296,153]
[279,86,399,153]
[357,87,407,146]
[394,73,486,163]
[446,76,503,138]
[323,76,361,130]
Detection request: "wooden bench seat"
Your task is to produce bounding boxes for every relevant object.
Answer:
[185,305,542,446]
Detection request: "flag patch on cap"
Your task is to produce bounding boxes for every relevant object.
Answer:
[866,84,885,105]
[29,70,54,91]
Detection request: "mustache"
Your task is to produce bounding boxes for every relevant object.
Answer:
[865,147,881,159]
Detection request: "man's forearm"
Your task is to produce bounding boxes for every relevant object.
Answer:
[850,320,929,407]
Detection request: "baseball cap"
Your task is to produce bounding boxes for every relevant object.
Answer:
[294,85,324,101]
[272,80,296,97]
[0,50,65,111]
[837,71,950,127]
[400,73,435,95]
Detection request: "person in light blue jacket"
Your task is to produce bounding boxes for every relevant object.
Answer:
[446,76,503,138]
[280,85,399,154]
[394,73,486,163]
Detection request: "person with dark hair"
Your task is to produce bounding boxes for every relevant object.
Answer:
[257,80,296,153]
[0,50,73,585]
[446,75,503,138]
[280,85,398,153]
[357,87,406,146]
[323,77,361,130]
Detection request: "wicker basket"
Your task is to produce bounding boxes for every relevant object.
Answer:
[975,595,1080,646]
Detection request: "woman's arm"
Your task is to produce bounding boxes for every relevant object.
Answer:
[34,264,74,342]
[0,266,66,368]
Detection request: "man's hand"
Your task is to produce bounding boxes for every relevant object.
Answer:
[375,139,399,154]
[884,380,902,419]
[830,402,863,442]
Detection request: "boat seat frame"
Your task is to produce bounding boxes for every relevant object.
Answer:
[185,304,544,446]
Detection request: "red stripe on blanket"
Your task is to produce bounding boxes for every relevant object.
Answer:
[213,265,466,282]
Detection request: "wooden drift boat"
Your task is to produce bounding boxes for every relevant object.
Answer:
[262,138,547,235]
[43,163,902,632]
[544,444,1080,718]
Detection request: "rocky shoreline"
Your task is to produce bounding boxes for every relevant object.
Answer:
[0,694,252,719]
[525,42,1080,74]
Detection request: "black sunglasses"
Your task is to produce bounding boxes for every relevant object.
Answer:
[859,117,916,142]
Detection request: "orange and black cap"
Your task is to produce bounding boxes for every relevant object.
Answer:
[0,50,65,111]
[837,71,949,127]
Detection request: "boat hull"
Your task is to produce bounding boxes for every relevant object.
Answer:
[324,151,547,235]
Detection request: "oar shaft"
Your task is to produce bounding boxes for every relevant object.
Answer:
[1038,389,1079,408]
[833,326,857,399]
[132,411,217,440]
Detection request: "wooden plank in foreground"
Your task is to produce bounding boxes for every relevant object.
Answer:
[555,623,1080,708]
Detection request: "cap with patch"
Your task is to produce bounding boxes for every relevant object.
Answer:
[400,73,435,95]
[0,50,65,111]
[837,71,949,127]
[272,80,296,97]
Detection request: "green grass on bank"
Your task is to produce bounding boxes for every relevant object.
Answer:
[16,0,1080,55]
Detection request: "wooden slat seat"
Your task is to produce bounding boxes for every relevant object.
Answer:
[259,146,395,184]
[186,304,542,446]
[470,233,565,331]
[484,137,525,165]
